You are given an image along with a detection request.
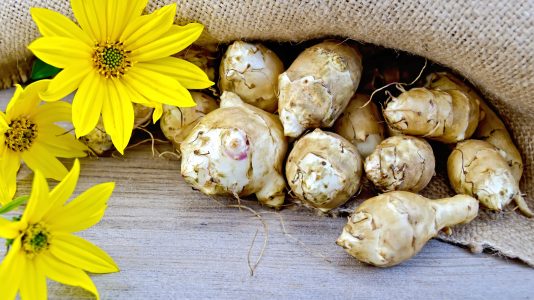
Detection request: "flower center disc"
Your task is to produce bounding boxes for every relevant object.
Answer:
[93,42,132,78]
[4,117,38,152]
[22,223,50,256]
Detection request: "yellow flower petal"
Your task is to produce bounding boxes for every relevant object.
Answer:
[30,7,93,46]
[31,101,73,125]
[131,23,204,62]
[21,144,68,181]
[49,233,119,273]
[36,124,88,158]
[0,238,25,300]
[46,182,114,233]
[36,252,100,300]
[0,112,9,131]
[121,4,177,51]
[46,159,80,215]
[101,81,134,154]
[21,170,50,224]
[0,218,22,239]
[19,259,47,300]
[124,67,196,108]
[151,102,163,123]
[72,71,104,137]
[0,156,18,206]
[28,37,92,69]
[6,81,49,119]
[70,0,97,41]
[40,63,92,102]
[137,57,214,89]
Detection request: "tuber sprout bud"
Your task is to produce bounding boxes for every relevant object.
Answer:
[286,129,363,212]
[383,87,479,143]
[333,94,385,158]
[160,92,218,149]
[365,136,435,193]
[180,92,288,208]
[447,139,533,217]
[219,41,284,112]
[426,72,523,182]
[278,40,363,137]
[337,191,479,267]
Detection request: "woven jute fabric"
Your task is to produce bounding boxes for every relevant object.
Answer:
[0,0,533,266]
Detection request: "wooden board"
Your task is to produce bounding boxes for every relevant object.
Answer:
[1,88,533,299]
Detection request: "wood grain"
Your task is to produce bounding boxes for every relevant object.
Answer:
[1,88,533,299]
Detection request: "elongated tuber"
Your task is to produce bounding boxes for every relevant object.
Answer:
[333,94,385,158]
[447,139,532,217]
[365,136,435,193]
[426,72,523,182]
[180,92,287,208]
[286,129,363,212]
[160,92,218,149]
[336,191,479,267]
[278,40,362,137]
[219,41,284,112]
[383,87,479,143]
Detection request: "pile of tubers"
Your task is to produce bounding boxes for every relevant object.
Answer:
[103,40,532,267]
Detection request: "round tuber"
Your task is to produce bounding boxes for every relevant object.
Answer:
[180,92,288,208]
[365,136,435,193]
[336,191,479,267]
[286,129,363,212]
[219,41,284,112]
[278,40,363,137]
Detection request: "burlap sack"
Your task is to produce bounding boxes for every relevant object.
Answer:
[1,0,533,266]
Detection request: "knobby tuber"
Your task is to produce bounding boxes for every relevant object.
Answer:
[336,191,479,267]
[383,87,479,143]
[447,139,533,217]
[286,129,363,212]
[365,136,435,193]
[278,40,362,137]
[219,41,284,112]
[180,92,287,208]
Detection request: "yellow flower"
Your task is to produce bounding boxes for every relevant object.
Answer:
[0,160,118,300]
[0,158,17,206]
[0,80,88,181]
[28,0,214,153]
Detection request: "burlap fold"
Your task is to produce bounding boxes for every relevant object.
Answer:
[0,0,533,266]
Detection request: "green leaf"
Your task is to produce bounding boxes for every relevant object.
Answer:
[0,195,29,215]
[31,58,61,81]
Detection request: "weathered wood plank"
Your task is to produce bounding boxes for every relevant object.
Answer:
[1,88,533,299]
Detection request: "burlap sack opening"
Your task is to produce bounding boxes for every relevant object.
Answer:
[1,0,533,266]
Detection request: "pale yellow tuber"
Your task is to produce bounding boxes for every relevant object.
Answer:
[180,92,288,208]
[160,92,218,149]
[426,72,523,182]
[219,41,284,112]
[278,40,363,137]
[336,191,479,267]
[383,87,479,143]
[286,129,363,212]
[365,136,435,193]
[447,139,533,217]
[333,93,385,158]
[174,44,218,82]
